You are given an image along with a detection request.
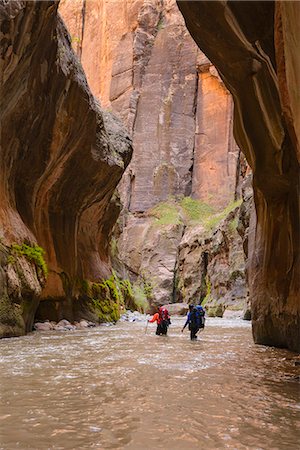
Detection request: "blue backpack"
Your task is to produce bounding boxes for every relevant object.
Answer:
[190,305,205,328]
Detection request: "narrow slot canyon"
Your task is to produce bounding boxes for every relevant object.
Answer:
[0,1,299,449]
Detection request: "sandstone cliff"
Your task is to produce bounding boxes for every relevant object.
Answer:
[0,1,132,336]
[60,0,243,210]
[177,0,300,352]
[60,0,248,315]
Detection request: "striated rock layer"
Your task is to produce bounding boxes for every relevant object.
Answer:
[0,1,132,336]
[60,0,249,315]
[59,0,242,211]
[177,0,300,352]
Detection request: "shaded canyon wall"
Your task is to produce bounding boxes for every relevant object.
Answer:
[0,0,132,336]
[177,0,300,352]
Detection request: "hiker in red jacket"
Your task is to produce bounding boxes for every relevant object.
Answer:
[148,306,171,335]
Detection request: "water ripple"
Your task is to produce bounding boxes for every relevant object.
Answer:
[0,318,299,450]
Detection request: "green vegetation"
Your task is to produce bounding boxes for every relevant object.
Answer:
[156,17,165,31]
[10,243,48,278]
[206,303,225,317]
[200,275,225,317]
[149,200,182,226]
[79,275,122,323]
[0,295,23,329]
[148,197,242,231]
[131,283,150,312]
[228,216,239,233]
[205,199,242,231]
[71,35,81,44]
[201,275,212,306]
[110,237,118,258]
[78,271,151,322]
[180,197,215,223]
[7,255,15,265]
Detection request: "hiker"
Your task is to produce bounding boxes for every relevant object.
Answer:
[148,306,171,335]
[181,304,205,340]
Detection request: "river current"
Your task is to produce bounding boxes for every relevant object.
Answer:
[0,317,299,450]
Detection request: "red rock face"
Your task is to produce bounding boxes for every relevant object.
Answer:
[192,58,240,207]
[59,0,247,317]
[177,0,300,352]
[0,1,132,334]
[59,0,144,107]
[59,0,241,210]
[275,1,300,163]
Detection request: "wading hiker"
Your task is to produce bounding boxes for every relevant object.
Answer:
[181,304,205,340]
[148,306,171,335]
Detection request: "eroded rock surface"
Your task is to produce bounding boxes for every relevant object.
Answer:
[60,0,242,211]
[59,0,250,318]
[0,1,132,336]
[176,206,248,317]
[119,215,184,305]
[177,0,300,351]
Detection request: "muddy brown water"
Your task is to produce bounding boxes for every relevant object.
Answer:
[0,317,299,450]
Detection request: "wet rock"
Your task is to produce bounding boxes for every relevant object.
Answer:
[242,308,251,321]
[120,310,147,322]
[53,326,67,331]
[34,322,53,331]
[162,303,189,316]
[206,303,225,318]
[57,319,71,328]
[64,325,75,331]
[50,319,76,331]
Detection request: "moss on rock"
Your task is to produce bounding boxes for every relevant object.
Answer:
[0,294,25,337]
[77,271,150,322]
[206,303,225,318]
[11,243,48,278]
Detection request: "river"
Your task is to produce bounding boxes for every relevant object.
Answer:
[0,317,299,449]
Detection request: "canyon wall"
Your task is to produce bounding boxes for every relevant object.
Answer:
[2,0,297,352]
[59,0,242,210]
[60,0,248,313]
[177,0,300,352]
[0,0,132,336]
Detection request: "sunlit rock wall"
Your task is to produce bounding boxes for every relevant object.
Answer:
[59,0,241,210]
[177,0,300,352]
[0,0,132,335]
[59,0,246,311]
[192,56,240,207]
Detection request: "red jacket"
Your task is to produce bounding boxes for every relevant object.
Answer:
[149,313,161,324]
[149,308,170,325]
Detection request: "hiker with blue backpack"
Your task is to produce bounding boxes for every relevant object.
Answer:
[181,304,205,340]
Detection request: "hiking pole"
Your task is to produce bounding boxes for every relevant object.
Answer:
[145,319,149,334]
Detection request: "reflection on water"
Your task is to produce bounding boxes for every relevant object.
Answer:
[0,317,299,449]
